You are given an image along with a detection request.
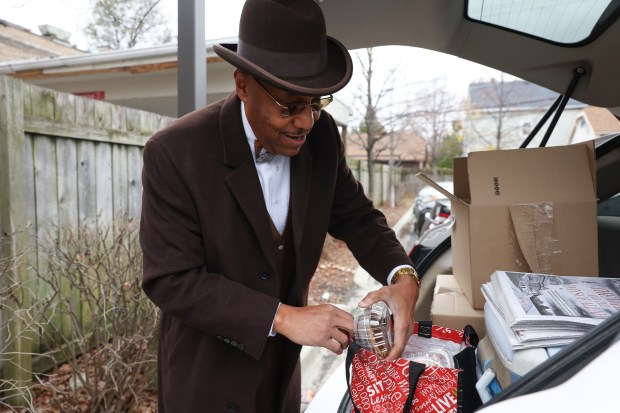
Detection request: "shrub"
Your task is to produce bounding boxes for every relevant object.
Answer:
[1,224,159,412]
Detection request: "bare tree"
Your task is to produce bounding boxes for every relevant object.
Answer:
[410,81,457,178]
[84,0,172,50]
[464,74,527,150]
[348,48,409,200]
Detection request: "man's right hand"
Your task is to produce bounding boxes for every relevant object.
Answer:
[274,303,354,355]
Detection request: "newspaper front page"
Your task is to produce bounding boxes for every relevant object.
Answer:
[482,271,620,349]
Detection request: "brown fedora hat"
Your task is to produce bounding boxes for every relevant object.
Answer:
[213,0,353,96]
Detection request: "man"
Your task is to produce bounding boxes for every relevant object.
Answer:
[140,0,419,411]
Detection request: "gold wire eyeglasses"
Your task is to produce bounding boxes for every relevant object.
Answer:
[255,79,333,118]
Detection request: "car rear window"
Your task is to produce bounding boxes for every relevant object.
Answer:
[466,0,620,45]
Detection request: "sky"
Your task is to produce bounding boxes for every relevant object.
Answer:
[2,0,244,46]
[2,0,512,108]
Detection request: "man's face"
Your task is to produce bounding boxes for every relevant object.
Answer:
[235,71,320,158]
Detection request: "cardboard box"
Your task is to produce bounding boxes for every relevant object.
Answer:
[431,274,486,337]
[418,142,598,309]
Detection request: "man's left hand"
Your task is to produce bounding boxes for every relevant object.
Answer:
[358,275,419,361]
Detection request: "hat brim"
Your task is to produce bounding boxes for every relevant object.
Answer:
[214,36,353,96]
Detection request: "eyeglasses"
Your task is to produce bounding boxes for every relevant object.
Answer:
[254,79,333,118]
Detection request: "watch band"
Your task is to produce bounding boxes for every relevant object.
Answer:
[391,267,421,287]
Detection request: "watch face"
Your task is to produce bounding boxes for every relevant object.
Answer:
[354,301,394,357]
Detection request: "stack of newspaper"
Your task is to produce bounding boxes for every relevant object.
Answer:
[481,271,620,350]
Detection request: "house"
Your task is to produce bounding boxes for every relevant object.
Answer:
[0,19,84,62]
[345,130,428,169]
[0,20,351,126]
[463,79,620,152]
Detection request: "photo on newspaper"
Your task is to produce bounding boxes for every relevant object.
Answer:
[482,271,620,347]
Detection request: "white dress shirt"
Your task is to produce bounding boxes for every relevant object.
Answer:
[241,101,290,235]
[241,101,288,336]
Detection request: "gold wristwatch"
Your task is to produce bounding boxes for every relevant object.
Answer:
[391,267,421,287]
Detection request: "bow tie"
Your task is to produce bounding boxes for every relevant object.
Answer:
[255,142,275,163]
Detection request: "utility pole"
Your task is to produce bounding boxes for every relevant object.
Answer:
[388,133,396,207]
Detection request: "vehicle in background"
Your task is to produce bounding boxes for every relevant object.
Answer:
[412,181,453,236]
[408,215,453,267]
[418,198,451,236]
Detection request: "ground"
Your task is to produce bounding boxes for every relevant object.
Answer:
[1,199,413,412]
[307,198,413,306]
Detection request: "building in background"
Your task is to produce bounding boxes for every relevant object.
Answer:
[345,131,428,169]
[463,80,620,152]
[0,18,351,127]
[0,19,84,62]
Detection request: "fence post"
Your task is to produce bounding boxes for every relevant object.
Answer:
[0,76,32,405]
[374,163,383,206]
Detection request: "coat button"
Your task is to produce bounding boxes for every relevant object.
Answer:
[277,244,284,251]
[238,343,245,351]
[227,402,240,412]
[259,271,270,280]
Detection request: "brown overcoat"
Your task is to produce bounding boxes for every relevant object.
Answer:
[140,93,412,412]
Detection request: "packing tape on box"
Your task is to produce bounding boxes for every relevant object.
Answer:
[509,202,560,274]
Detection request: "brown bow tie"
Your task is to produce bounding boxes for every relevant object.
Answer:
[255,141,275,163]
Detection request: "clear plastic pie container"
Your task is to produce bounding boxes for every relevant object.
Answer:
[402,348,454,368]
[354,301,394,358]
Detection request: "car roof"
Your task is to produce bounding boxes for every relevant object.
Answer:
[319,0,620,117]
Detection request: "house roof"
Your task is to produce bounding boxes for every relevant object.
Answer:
[0,31,351,125]
[583,106,620,136]
[346,131,427,163]
[0,39,225,78]
[468,79,584,110]
[0,19,83,62]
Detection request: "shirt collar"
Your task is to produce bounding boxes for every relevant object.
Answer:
[241,101,260,160]
[241,101,289,167]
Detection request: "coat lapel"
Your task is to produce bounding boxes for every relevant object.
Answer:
[219,93,315,301]
[286,139,313,306]
[220,94,278,273]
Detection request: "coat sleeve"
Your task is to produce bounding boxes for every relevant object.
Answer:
[139,137,279,360]
[325,122,414,285]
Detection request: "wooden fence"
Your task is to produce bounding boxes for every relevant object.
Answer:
[347,159,419,206]
[0,75,174,404]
